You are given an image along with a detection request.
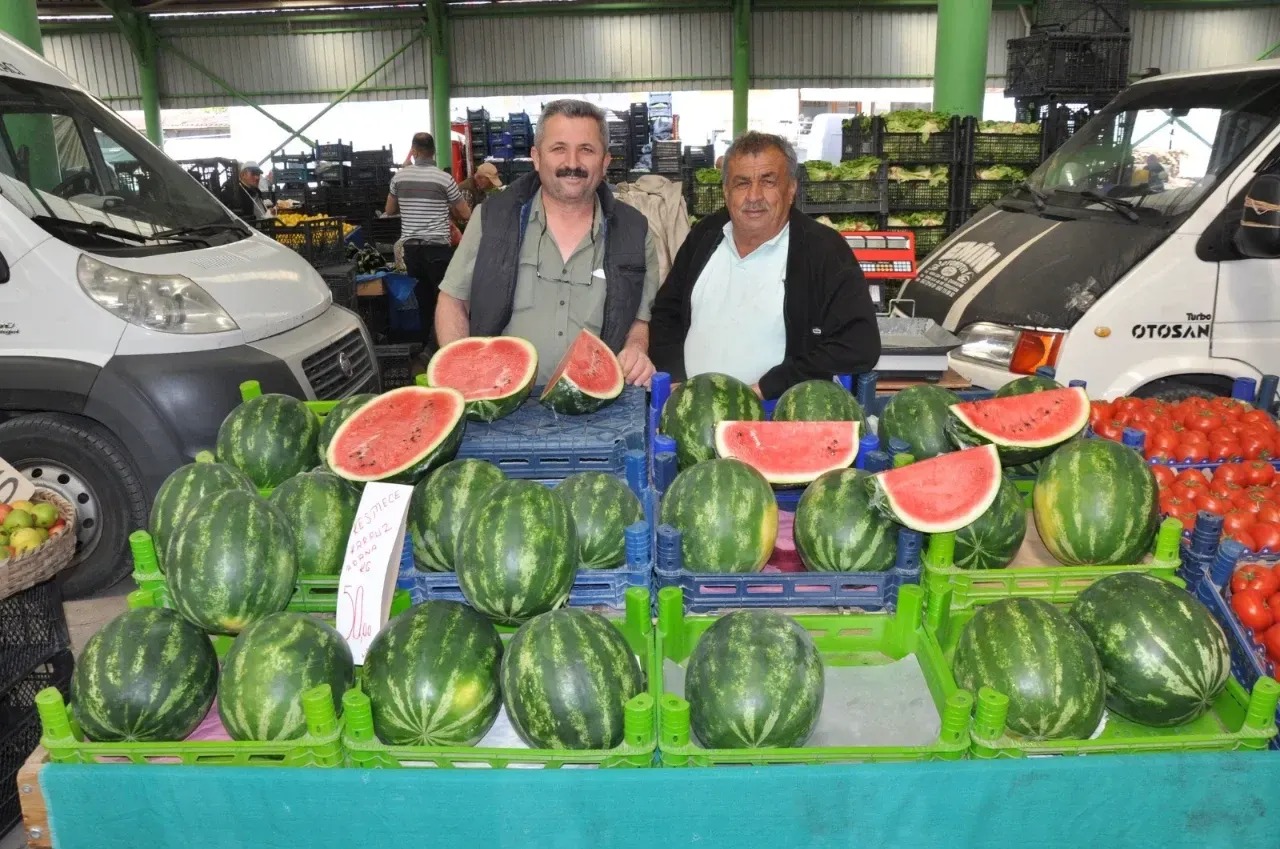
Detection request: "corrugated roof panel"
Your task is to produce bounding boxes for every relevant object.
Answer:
[43,31,142,110]
[751,9,937,89]
[1130,8,1280,74]
[451,11,731,95]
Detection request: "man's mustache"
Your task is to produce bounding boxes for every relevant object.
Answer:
[556,167,590,179]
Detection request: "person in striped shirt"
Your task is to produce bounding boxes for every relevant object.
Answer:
[384,132,471,349]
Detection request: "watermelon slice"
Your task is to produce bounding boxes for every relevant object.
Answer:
[539,329,625,415]
[947,386,1090,466]
[326,386,466,484]
[871,444,1001,533]
[712,421,860,485]
[425,336,538,422]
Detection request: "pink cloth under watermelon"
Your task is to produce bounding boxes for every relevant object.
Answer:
[765,510,805,573]
[185,698,233,742]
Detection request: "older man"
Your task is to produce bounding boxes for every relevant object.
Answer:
[221,163,271,221]
[458,161,503,210]
[649,131,880,398]
[436,99,660,387]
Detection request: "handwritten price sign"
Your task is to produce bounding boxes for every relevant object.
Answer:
[336,482,413,663]
[0,455,35,504]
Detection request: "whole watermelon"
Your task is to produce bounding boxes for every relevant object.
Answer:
[660,373,764,470]
[1033,439,1158,566]
[772,380,869,430]
[71,608,217,742]
[1071,572,1231,726]
[149,459,254,572]
[555,472,645,569]
[950,475,1026,570]
[268,471,360,575]
[409,459,506,572]
[794,469,898,572]
[879,385,961,460]
[952,597,1104,740]
[317,393,376,466]
[218,612,354,742]
[216,393,321,490]
[501,608,643,750]
[456,480,577,624]
[166,489,297,634]
[686,609,824,748]
[995,375,1063,397]
[660,458,778,573]
[361,600,503,746]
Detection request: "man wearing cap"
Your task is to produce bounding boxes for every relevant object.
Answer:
[221,163,272,221]
[459,162,503,210]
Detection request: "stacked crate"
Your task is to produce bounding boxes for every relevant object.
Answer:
[606,112,631,183]
[629,103,650,170]
[1006,0,1131,104]
[468,108,490,169]
[177,158,238,196]
[509,112,533,158]
[313,141,353,190]
[956,117,1047,217]
[653,140,682,177]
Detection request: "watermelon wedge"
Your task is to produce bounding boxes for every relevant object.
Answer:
[871,444,1001,533]
[712,421,860,485]
[326,386,466,484]
[947,386,1090,466]
[540,329,625,415]
[425,336,538,422]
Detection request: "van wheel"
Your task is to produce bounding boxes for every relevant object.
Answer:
[1133,376,1232,403]
[0,413,147,599]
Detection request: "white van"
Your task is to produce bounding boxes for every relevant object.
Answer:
[0,34,377,597]
[900,60,1280,402]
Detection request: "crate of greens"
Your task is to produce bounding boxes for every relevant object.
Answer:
[688,168,724,216]
[797,158,885,215]
[962,165,1030,211]
[967,118,1045,168]
[874,112,962,165]
[887,164,952,209]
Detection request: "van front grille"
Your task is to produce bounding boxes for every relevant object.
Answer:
[301,329,378,399]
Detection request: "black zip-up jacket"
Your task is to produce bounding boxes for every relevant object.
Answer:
[649,207,881,399]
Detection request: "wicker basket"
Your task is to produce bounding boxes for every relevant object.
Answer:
[0,488,77,602]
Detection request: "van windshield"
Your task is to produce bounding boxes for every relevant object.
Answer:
[1020,71,1280,226]
[0,76,249,254]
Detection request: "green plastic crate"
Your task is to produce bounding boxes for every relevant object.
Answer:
[924,571,1280,757]
[655,584,973,766]
[342,586,658,769]
[920,518,1185,609]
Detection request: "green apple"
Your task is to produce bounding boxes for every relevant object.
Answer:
[0,530,8,547]
[8,500,34,513]
[30,503,58,529]
[9,527,43,555]
[2,510,33,531]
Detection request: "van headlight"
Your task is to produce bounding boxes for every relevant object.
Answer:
[77,255,238,334]
[954,322,1065,375]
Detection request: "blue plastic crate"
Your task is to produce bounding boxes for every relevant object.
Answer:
[449,384,647,483]
[652,523,922,613]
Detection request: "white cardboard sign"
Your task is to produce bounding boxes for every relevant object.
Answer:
[336,481,412,664]
[0,455,35,504]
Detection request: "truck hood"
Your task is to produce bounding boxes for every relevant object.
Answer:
[108,234,331,343]
[899,206,1169,331]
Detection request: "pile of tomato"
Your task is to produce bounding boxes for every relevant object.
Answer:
[1228,564,1280,667]
[1154,464,1280,552]
[1090,395,1278,464]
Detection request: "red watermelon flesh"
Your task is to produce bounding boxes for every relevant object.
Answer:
[713,421,860,485]
[426,336,538,402]
[950,387,1090,447]
[326,386,465,482]
[541,330,625,399]
[873,444,1001,534]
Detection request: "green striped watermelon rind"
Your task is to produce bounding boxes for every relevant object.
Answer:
[554,471,646,570]
[216,393,322,490]
[948,474,1027,570]
[946,387,1090,466]
[793,468,899,573]
[317,393,377,465]
[425,336,539,422]
[659,373,765,470]
[149,460,256,573]
[539,330,625,416]
[267,471,360,575]
[659,458,779,574]
[409,459,508,573]
[771,380,870,430]
[878,384,961,461]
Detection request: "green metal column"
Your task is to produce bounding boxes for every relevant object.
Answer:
[731,0,751,137]
[0,0,42,55]
[138,19,163,147]
[428,0,451,170]
[932,0,992,118]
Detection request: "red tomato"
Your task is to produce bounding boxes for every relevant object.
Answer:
[1093,420,1124,441]
[1216,463,1250,487]
[1232,564,1280,596]
[1147,430,1180,454]
[1233,488,1272,515]
[1184,408,1226,433]
[1173,510,1200,531]
[1259,504,1280,526]
[1176,468,1210,486]
[1223,508,1258,536]
[1232,590,1272,632]
[1251,523,1280,553]
[1241,433,1275,461]
[1226,529,1259,552]
[1115,397,1144,415]
[1263,623,1280,664]
[1151,465,1177,489]
[1196,493,1235,516]
[1242,409,1275,429]
[1212,397,1248,418]
[1210,479,1244,499]
[1267,594,1280,621]
[1172,482,1206,502]
[1181,430,1210,447]
[1246,460,1276,487]
[1089,401,1114,429]
[1160,492,1191,516]
[1210,441,1241,462]
[1177,441,1210,463]
[1208,426,1240,444]
[1147,401,1172,419]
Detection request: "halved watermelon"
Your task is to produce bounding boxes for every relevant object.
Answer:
[713,421,860,485]
[425,337,538,422]
[947,386,1090,466]
[870,444,1001,533]
[327,386,466,484]
[539,329,625,415]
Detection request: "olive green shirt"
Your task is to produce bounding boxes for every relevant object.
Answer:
[439,190,661,384]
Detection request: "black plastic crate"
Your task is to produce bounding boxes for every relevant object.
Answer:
[0,649,73,837]
[376,343,422,390]
[688,182,725,216]
[798,175,886,215]
[841,120,874,160]
[352,147,394,166]
[966,115,1046,166]
[315,142,353,162]
[0,581,68,703]
[874,115,963,165]
[177,158,238,196]
[350,165,393,186]
[467,107,490,122]
[319,262,357,309]
[887,173,953,209]
[1005,33,1131,99]
[963,178,1020,209]
[274,167,310,185]
[255,217,346,266]
[1033,0,1129,34]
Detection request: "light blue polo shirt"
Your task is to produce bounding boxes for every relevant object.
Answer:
[684,221,789,385]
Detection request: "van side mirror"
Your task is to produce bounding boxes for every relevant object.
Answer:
[0,252,8,284]
[1236,174,1280,259]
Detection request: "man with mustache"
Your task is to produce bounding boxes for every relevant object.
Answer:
[436,99,660,387]
[649,131,880,398]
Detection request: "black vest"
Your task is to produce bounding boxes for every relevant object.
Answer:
[469,173,649,352]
